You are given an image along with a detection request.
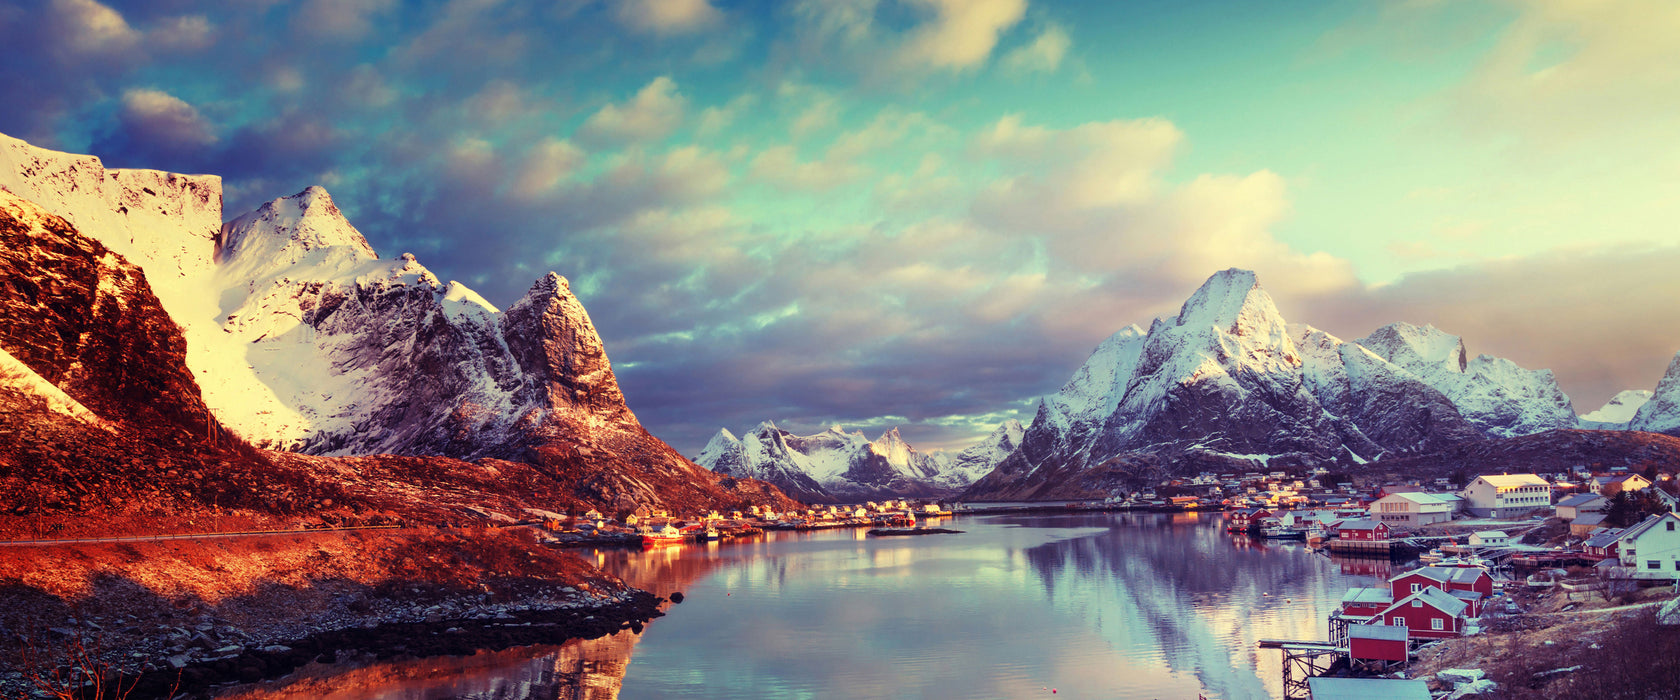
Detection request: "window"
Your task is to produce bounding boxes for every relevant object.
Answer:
[1668,521,1674,531]
[1412,599,1423,608]
[1394,617,1407,627]
[1432,618,1444,631]
[1650,560,1662,570]
[1411,583,1421,593]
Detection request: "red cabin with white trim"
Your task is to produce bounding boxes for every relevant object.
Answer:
[1348,623,1409,663]
[1337,519,1390,542]
[1373,587,1469,639]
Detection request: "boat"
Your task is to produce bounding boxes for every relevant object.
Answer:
[1419,548,1445,563]
[1262,525,1306,540]
[638,525,685,548]
[702,528,720,542]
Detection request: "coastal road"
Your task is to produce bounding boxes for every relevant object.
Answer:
[0,524,412,547]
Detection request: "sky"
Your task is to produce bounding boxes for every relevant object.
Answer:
[2,0,1678,456]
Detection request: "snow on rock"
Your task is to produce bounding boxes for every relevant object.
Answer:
[1357,322,1577,437]
[699,421,1015,501]
[1580,389,1654,429]
[1630,352,1680,436]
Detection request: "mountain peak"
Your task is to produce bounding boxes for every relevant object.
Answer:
[1175,268,1285,337]
[218,185,377,267]
[501,271,629,419]
[1359,322,1468,374]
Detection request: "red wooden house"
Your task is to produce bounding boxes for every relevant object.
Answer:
[1339,587,1393,619]
[1337,519,1390,542]
[1348,623,1409,664]
[1583,528,1624,559]
[1389,566,1492,616]
[1225,507,1271,532]
[1373,587,1470,639]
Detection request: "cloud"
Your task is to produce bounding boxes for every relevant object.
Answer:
[509,137,586,201]
[115,88,217,149]
[577,76,688,147]
[749,145,868,192]
[1001,23,1069,74]
[48,0,139,58]
[294,0,397,41]
[147,15,215,53]
[613,0,723,36]
[897,0,1027,70]
[696,93,758,137]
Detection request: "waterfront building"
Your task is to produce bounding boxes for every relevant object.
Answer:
[1368,492,1457,527]
[1460,474,1551,518]
[1389,566,1491,616]
[1307,677,1430,700]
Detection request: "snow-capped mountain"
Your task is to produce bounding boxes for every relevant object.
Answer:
[0,132,795,513]
[699,421,1019,502]
[1357,322,1577,437]
[965,269,1575,500]
[1581,389,1655,430]
[1630,352,1680,437]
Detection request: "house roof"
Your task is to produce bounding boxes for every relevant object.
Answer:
[1476,474,1549,488]
[1307,678,1431,700]
[1379,586,1470,618]
[1472,530,1508,539]
[1390,565,1488,586]
[1584,528,1626,549]
[1572,512,1608,528]
[1620,512,1680,541]
[1609,474,1648,484]
[1347,624,1410,642]
[1340,519,1384,530]
[1449,589,1484,602]
[1557,493,1607,508]
[1342,587,1394,605]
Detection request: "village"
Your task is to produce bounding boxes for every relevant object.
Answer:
[527,464,1680,698]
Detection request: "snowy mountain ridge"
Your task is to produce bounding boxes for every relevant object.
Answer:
[963,269,1581,500]
[699,420,1022,502]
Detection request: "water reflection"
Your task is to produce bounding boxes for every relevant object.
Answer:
[218,632,640,700]
[221,514,1386,700]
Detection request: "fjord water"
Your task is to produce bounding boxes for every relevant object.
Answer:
[225,512,1388,699]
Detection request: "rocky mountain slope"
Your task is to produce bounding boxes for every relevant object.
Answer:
[1629,352,1680,437]
[964,269,1582,501]
[0,133,797,518]
[698,421,1022,502]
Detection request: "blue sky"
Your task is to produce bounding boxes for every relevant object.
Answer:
[3,0,1678,455]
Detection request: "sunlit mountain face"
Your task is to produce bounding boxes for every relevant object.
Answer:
[3,0,1676,457]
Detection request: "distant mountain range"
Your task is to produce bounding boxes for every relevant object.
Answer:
[4,131,1678,509]
[697,421,1022,502]
[964,268,1680,500]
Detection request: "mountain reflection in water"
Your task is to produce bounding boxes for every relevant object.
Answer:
[220,513,1388,700]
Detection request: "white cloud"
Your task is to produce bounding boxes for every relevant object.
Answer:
[293,0,395,40]
[897,0,1027,70]
[578,76,688,147]
[148,15,214,52]
[749,145,869,192]
[510,137,586,201]
[118,88,216,148]
[697,93,758,137]
[614,0,723,36]
[1001,23,1068,74]
[50,0,139,57]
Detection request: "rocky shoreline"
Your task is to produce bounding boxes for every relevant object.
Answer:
[8,588,668,700]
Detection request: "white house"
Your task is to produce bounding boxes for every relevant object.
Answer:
[1461,474,1552,518]
[1468,531,1509,547]
[1369,492,1458,527]
[1617,512,1680,580]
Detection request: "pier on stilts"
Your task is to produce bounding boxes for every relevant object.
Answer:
[1257,639,1343,700]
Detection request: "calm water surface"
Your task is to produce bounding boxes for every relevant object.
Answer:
[223,512,1395,700]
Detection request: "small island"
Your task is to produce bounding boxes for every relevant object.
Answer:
[867,527,965,537]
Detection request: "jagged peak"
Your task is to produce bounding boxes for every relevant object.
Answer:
[752,419,780,434]
[1359,321,1468,373]
[218,185,377,265]
[1582,389,1653,424]
[1175,268,1286,337]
